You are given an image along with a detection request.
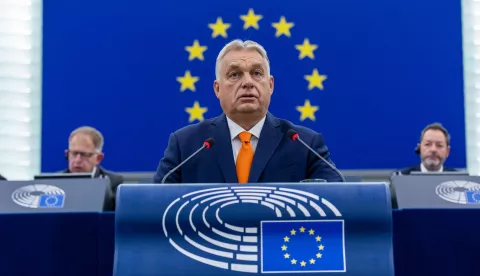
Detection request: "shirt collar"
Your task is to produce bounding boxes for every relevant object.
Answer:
[420,163,443,172]
[226,116,266,141]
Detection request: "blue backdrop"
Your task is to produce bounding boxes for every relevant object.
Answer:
[41,0,465,172]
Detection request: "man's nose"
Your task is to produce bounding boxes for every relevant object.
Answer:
[73,154,83,162]
[242,75,254,88]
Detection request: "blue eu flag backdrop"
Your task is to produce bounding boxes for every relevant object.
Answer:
[261,220,345,273]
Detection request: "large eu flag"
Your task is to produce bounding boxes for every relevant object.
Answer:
[261,220,345,273]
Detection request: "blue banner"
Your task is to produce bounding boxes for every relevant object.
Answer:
[42,0,465,172]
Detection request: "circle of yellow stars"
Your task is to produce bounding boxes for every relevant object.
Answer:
[178,8,327,123]
[281,226,325,267]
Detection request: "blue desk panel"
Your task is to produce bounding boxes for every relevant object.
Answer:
[0,210,478,276]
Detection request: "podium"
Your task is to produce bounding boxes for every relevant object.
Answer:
[0,178,113,276]
[390,174,480,276]
[114,182,394,276]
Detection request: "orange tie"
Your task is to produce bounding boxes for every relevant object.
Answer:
[236,131,254,184]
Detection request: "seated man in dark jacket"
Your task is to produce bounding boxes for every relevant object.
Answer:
[63,126,124,211]
[394,122,456,175]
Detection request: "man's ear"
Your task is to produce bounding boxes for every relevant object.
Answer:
[269,75,274,95]
[213,80,220,98]
[96,153,105,163]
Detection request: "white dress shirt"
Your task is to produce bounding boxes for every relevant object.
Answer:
[420,163,443,172]
[226,116,266,164]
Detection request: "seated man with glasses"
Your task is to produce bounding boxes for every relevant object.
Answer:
[63,126,124,211]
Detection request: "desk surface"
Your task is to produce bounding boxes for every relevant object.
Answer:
[0,209,477,276]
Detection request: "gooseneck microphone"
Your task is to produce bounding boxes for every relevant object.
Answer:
[287,129,346,182]
[161,137,215,184]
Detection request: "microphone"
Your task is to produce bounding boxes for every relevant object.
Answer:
[287,129,346,182]
[161,137,215,184]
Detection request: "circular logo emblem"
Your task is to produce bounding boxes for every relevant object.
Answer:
[11,184,65,208]
[162,186,343,273]
[435,180,480,204]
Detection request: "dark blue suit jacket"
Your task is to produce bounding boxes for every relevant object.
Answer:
[154,113,343,183]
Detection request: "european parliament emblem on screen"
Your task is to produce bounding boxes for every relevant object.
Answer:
[162,186,345,274]
[435,180,480,204]
[11,184,65,208]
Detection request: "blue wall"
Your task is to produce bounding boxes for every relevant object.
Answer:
[41,0,465,172]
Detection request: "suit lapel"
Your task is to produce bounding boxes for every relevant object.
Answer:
[248,113,283,183]
[210,114,238,183]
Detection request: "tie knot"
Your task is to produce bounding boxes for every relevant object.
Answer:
[238,131,252,143]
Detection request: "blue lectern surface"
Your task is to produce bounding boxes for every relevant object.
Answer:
[114,183,394,276]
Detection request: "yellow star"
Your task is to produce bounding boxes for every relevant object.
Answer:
[284,253,290,259]
[295,38,318,60]
[208,17,231,38]
[290,229,296,235]
[315,236,322,242]
[296,100,319,122]
[272,16,294,37]
[283,236,290,242]
[185,101,208,123]
[304,69,327,90]
[291,259,297,265]
[176,70,199,92]
[281,245,287,251]
[318,244,325,250]
[185,40,208,61]
[240,9,263,30]
[309,229,315,235]
[300,261,306,267]
[299,227,305,233]
[309,259,316,264]
[316,253,323,258]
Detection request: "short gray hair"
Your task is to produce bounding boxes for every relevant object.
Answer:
[69,126,104,152]
[420,122,451,146]
[215,39,270,80]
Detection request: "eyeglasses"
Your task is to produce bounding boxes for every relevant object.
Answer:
[67,150,97,159]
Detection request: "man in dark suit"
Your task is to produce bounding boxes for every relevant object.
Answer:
[0,174,5,181]
[63,126,124,210]
[395,122,456,175]
[154,39,343,184]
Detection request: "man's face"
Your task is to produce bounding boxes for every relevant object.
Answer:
[213,49,274,118]
[419,129,450,171]
[65,133,103,173]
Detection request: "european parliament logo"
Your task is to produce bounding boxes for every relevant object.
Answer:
[11,184,65,208]
[435,180,480,205]
[162,186,345,274]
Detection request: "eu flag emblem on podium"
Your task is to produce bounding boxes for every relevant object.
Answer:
[261,220,345,273]
[465,191,480,204]
[39,194,65,208]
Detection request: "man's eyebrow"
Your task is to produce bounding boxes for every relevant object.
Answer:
[225,62,265,71]
[225,64,241,71]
